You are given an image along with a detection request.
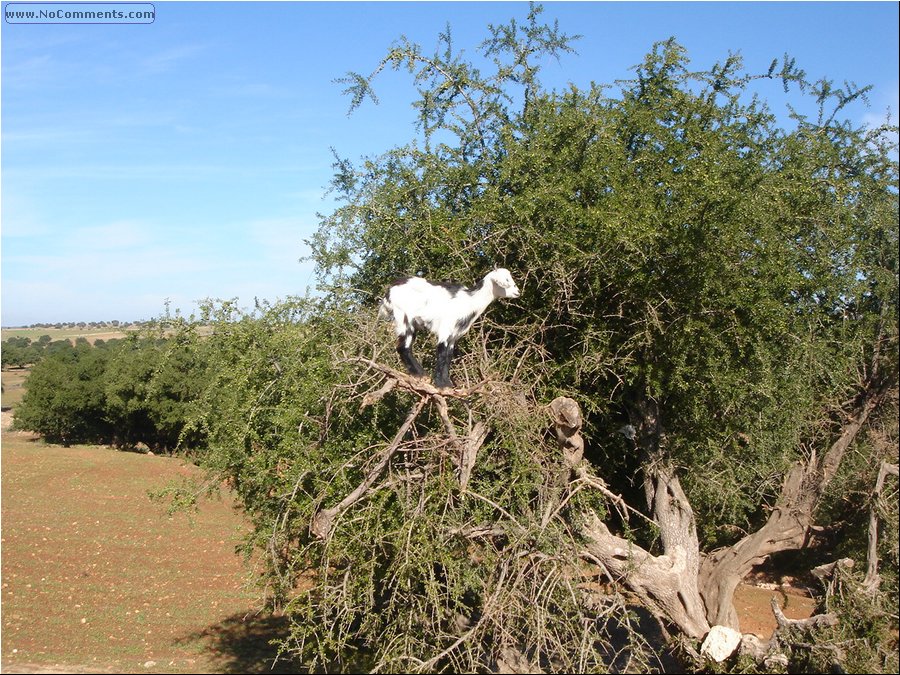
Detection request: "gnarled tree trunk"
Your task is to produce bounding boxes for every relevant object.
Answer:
[581,373,894,638]
[581,398,711,639]
[698,375,894,629]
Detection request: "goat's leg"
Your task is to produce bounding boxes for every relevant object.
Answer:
[433,340,455,389]
[396,333,426,377]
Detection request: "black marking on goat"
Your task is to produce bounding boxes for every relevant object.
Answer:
[396,336,425,376]
[454,311,477,334]
[389,276,413,288]
[434,341,454,388]
[435,280,468,297]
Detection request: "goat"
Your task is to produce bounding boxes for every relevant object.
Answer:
[379,268,520,388]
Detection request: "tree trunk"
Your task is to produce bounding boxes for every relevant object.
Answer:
[581,511,710,639]
[697,462,816,629]
[581,397,711,639]
[698,375,894,629]
[582,374,893,638]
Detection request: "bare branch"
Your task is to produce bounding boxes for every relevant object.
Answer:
[458,420,489,493]
[311,397,427,539]
[863,461,899,593]
[360,377,397,408]
[342,356,486,399]
[770,595,838,632]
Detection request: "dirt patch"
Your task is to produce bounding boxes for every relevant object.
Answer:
[733,581,817,638]
[1,430,302,674]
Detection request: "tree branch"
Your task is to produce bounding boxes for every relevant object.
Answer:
[698,372,895,628]
[343,356,486,399]
[311,397,427,539]
[863,461,899,593]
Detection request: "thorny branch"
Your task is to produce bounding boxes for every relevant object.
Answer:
[310,396,427,539]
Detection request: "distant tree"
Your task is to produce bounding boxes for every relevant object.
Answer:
[14,342,113,445]
[1,337,32,368]
[102,329,208,452]
[143,332,209,451]
[102,336,160,448]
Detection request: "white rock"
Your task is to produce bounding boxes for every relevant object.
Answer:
[700,625,742,662]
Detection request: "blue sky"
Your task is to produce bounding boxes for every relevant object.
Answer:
[2,1,898,326]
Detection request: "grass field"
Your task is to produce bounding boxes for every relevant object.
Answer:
[1,424,302,674]
[1,327,132,343]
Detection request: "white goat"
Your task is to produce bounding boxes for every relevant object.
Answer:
[379,268,520,388]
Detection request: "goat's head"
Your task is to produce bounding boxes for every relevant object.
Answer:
[486,268,520,299]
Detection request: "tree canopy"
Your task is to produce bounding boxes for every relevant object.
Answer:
[311,8,898,545]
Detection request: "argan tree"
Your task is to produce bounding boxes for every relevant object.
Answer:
[172,5,897,672]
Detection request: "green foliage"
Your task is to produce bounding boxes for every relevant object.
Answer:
[13,341,113,445]
[783,565,899,674]
[311,13,898,552]
[173,297,647,672]
[272,6,898,668]
[13,325,206,452]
